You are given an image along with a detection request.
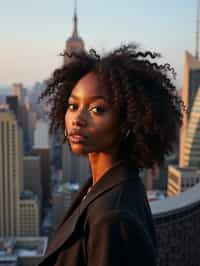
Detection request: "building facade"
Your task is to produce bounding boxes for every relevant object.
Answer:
[19,191,40,237]
[167,164,200,196]
[63,4,85,65]
[0,237,48,266]
[179,51,200,167]
[184,87,200,167]
[0,109,23,237]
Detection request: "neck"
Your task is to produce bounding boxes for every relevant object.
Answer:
[88,148,120,186]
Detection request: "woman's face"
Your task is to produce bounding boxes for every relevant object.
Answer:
[65,72,121,155]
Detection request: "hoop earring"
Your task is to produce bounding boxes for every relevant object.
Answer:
[64,129,68,139]
[125,129,131,138]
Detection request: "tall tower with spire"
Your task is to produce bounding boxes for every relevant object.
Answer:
[63,0,85,65]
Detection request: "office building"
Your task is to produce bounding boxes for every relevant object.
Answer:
[167,164,200,196]
[63,3,85,65]
[0,108,23,237]
[0,237,47,266]
[32,120,51,209]
[23,155,42,204]
[179,51,200,166]
[184,87,200,167]
[62,143,90,185]
[52,182,79,228]
[19,191,40,237]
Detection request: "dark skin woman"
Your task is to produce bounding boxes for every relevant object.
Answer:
[38,44,185,266]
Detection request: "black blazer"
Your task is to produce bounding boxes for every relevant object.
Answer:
[39,160,158,266]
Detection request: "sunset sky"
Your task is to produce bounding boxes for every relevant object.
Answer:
[0,0,197,89]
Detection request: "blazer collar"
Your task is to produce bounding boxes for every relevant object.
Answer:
[40,160,139,264]
[80,159,139,210]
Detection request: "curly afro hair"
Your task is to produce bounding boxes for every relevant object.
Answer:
[38,43,186,170]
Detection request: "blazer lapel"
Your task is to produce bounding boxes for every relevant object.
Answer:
[55,177,92,231]
[40,160,139,264]
[40,178,92,264]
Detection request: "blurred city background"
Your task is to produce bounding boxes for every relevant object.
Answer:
[0,1,200,265]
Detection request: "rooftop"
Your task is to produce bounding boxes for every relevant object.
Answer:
[150,181,200,217]
[0,237,48,259]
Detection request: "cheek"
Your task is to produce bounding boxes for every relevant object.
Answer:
[94,115,120,140]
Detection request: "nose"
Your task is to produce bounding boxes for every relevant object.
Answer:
[71,109,87,127]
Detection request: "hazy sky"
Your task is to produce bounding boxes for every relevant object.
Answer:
[0,0,198,89]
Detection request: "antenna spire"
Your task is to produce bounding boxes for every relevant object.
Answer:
[196,0,200,59]
[72,0,78,37]
[74,0,77,14]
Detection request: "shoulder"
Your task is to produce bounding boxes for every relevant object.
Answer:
[86,174,148,222]
[89,210,151,243]
[86,210,157,265]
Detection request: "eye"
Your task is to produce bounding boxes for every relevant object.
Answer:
[67,103,78,111]
[89,106,106,114]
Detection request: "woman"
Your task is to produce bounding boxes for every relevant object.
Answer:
[38,44,185,266]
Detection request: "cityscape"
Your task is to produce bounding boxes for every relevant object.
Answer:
[0,1,200,266]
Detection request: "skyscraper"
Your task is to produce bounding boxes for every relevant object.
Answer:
[63,1,85,65]
[0,108,23,236]
[179,51,200,167]
[184,87,200,167]
[33,119,51,209]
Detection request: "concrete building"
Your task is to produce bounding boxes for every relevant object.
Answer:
[0,237,47,266]
[179,51,200,167]
[33,119,49,150]
[12,83,31,153]
[52,182,79,228]
[6,96,20,123]
[33,120,51,209]
[23,155,42,202]
[63,3,85,65]
[167,164,200,196]
[19,191,40,236]
[62,143,90,186]
[184,87,200,167]
[147,190,165,202]
[32,148,51,209]
[0,108,23,237]
[12,84,26,106]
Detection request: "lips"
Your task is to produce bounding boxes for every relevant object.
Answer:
[68,130,87,143]
[70,134,87,143]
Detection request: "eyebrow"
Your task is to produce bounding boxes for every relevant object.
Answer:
[70,94,107,101]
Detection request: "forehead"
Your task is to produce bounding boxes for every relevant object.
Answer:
[71,72,109,100]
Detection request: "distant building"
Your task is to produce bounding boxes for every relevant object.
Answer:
[167,164,200,196]
[32,120,51,209]
[52,182,79,228]
[12,83,31,153]
[179,51,200,167]
[141,163,160,191]
[0,109,23,237]
[0,237,47,266]
[19,191,40,236]
[147,190,165,202]
[62,143,90,185]
[12,83,27,106]
[23,156,42,204]
[33,120,49,149]
[183,87,200,167]
[63,3,85,65]
[6,96,20,123]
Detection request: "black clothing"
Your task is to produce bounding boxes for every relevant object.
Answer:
[39,160,158,266]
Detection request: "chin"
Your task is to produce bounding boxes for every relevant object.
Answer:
[70,145,89,156]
